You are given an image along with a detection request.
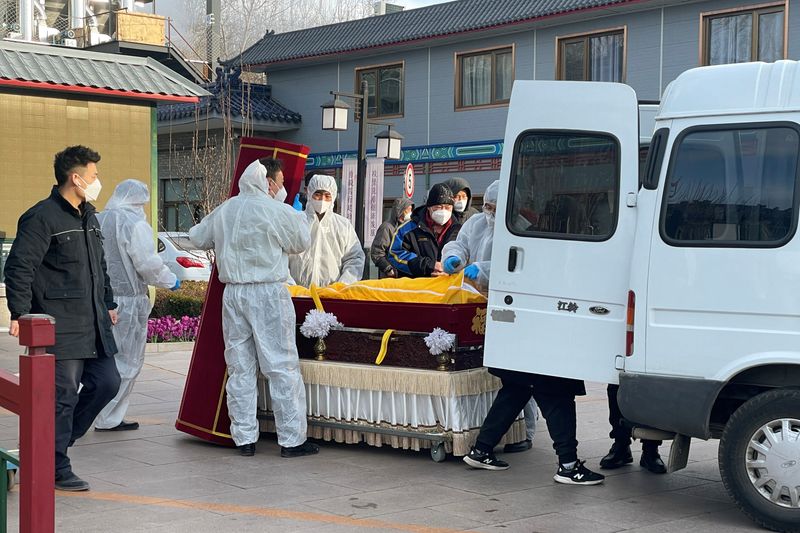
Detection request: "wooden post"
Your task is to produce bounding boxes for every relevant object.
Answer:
[17,315,55,533]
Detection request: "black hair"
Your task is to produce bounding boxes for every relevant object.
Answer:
[54,145,101,187]
[259,157,283,180]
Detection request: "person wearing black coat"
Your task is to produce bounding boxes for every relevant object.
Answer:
[370,197,414,278]
[4,146,121,492]
[464,368,605,486]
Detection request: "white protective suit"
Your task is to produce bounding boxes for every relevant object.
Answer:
[188,159,311,447]
[94,179,177,429]
[288,174,364,288]
[441,180,538,441]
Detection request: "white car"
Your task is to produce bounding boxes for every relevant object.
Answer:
[157,232,212,282]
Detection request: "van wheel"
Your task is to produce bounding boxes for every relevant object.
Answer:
[719,389,800,533]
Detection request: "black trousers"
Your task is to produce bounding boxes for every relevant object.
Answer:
[475,379,578,464]
[607,384,660,452]
[55,356,120,476]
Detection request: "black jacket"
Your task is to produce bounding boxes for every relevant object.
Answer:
[387,205,461,278]
[4,187,118,360]
[489,368,587,397]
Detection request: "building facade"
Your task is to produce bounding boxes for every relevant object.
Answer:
[0,40,206,280]
[230,0,799,207]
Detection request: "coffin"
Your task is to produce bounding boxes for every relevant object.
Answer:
[293,299,486,370]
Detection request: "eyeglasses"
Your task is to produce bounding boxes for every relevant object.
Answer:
[483,204,496,215]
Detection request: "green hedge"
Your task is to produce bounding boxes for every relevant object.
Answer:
[150,280,208,319]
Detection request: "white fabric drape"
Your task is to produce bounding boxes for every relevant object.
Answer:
[590,33,623,82]
[257,368,526,456]
[709,14,752,65]
[462,54,491,106]
[758,11,783,62]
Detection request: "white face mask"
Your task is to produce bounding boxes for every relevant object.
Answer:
[454,199,467,212]
[402,212,412,222]
[272,186,288,203]
[430,208,452,226]
[309,198,332,214]
[485,211,495,228]
[77,176,102,202]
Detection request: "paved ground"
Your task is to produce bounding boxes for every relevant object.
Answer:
[0,331,762,532]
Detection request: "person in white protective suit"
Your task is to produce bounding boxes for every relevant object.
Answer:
[289,174,364,287]
[441,180,539,453]
[94,180,179,432]
[189,158,319,458]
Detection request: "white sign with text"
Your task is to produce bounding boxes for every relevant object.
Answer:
[364,158,385,247]
[340,158,358,226]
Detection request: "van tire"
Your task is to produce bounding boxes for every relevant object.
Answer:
[719,389,800,533]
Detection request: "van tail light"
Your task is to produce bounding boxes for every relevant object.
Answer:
[625,290,635,356]
[176,256,204,269]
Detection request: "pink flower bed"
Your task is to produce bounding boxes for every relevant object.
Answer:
[147,316,200,343]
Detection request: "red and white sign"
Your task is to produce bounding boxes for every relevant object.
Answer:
[403,163,414,199]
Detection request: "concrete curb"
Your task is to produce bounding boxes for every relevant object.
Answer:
[145,341,195,353]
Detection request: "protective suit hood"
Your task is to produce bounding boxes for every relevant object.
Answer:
[307,174,338,204]
[391,197,414,221]
[104,179,150,214]
[239,159,271,196]
[484,180,499,205]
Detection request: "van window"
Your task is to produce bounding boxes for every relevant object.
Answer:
[662,125,799,246]
[507,131,619,240]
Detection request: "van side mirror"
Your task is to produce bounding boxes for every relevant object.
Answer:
[642,128,669,191]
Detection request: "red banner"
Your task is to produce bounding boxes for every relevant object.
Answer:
[175,138,310,446]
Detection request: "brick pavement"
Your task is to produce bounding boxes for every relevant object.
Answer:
[0,332,761,532]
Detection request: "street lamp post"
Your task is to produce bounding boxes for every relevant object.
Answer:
[321,81,403,247]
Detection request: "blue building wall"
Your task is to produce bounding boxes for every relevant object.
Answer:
[264,0,798,201]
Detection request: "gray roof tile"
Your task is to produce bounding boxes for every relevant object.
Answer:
[230,0,636,67]
[0,40,209,100]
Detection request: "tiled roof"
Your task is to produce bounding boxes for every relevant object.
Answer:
[229,0,639,67]
[157,68,301,124]
[0,40,208,102]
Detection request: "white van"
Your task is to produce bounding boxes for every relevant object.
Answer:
[486,61,800,533]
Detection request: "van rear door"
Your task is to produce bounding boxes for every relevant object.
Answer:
[485,81,640,384]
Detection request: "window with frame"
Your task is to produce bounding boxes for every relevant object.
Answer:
[456,47,513,109]
[160,178,204,232]
[662,125,799,246]
[703,5,785,65]
[507,131,620,240]
[558,30,625,82]
[355,63,403,119]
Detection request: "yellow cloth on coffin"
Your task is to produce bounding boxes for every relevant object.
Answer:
[287,273,487,305]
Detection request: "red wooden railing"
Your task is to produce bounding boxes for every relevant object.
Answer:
[0,315,55,533]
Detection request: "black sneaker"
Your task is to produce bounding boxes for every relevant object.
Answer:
[599,442,633,469]
[239,443,256,456]
[281,441,319,458]
[462,447,509,471]
[554,460,604,485]
[55,471,90,492]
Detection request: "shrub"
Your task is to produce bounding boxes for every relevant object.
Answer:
[147,315,200,343]
[150,280,208,319]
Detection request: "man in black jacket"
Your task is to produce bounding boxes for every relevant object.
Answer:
[4,146,121,492]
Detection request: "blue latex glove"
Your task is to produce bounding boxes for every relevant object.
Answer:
[171,279,181,291]
[292,194,303,211]
[464,264,480,280]
[443,256,461,274]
